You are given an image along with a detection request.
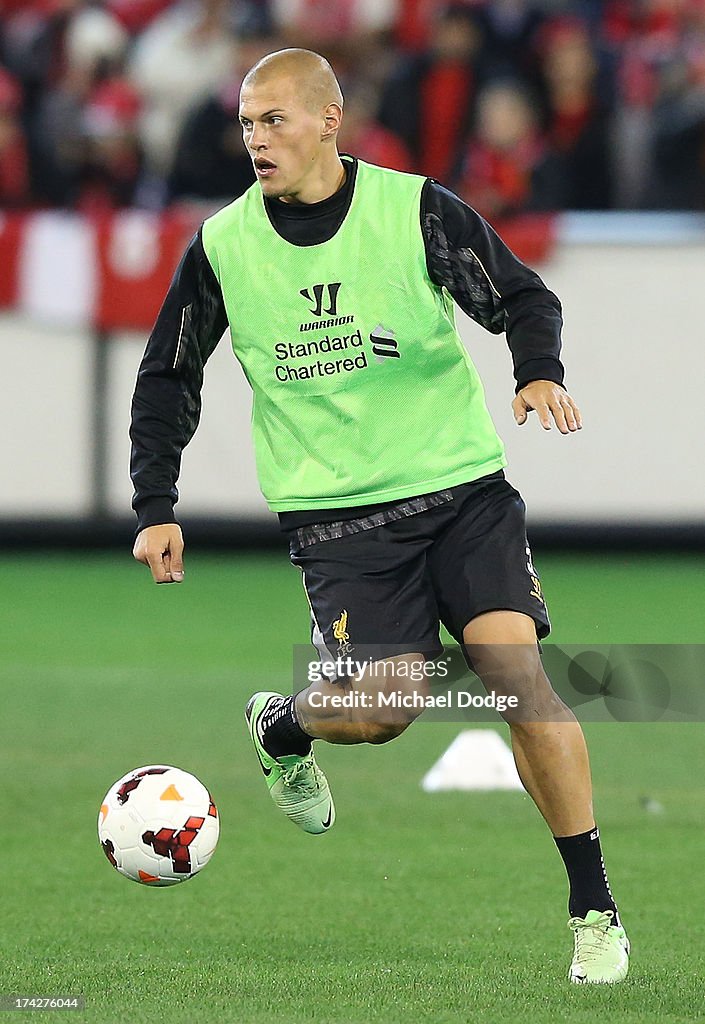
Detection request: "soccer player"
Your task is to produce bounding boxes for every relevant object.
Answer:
[130,49,629,984]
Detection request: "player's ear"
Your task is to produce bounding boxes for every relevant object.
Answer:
[322,102,343,140]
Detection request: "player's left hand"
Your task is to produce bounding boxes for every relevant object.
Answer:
[512,380,582,434]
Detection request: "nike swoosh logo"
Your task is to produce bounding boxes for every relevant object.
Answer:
[250,719,272,776]
[322,805,332,828]
[254,743,272,777]
[246,702,273,776]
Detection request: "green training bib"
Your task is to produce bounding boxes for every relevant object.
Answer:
[202,159,506,511]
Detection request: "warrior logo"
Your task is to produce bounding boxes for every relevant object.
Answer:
[300,282,341,318]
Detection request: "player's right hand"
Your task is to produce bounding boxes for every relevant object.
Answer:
[133,524,185,584]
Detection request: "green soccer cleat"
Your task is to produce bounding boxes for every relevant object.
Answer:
[245,691,335,835]
[568,910,630,984]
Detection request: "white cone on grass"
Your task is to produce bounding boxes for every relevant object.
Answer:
[421,730,523,792]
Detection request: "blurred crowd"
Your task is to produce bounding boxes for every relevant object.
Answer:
[2,0,705,216]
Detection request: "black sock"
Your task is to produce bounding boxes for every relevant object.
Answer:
[260,694,312,759]
[554,827,621,925]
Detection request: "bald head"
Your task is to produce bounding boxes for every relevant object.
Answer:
[242,48,343,114]
[238,48,346,204]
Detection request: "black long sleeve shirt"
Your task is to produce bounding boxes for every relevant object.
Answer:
[130,157,564,533]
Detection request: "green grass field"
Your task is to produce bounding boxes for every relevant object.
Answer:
[1,551,704,1023]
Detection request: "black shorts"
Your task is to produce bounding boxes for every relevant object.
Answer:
[288,472,551,666]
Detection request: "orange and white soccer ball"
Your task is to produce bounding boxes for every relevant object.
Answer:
[98,765,219,886]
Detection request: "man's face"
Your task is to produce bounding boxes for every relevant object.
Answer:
[239,76,326,202]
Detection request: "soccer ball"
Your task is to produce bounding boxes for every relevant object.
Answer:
[98,765,219,886]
